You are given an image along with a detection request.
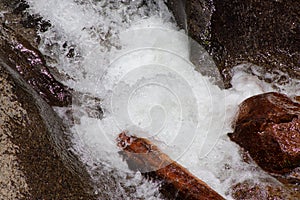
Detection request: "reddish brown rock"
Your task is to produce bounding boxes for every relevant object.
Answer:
[228,92,300,174]
[0,24,72,107]
[117,132,225,200]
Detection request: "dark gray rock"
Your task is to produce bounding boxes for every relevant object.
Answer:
[168,0,300,88]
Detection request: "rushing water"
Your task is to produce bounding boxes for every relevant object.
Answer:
[26,0,299,199]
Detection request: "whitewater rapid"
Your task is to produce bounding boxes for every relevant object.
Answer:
[26,0,299,199]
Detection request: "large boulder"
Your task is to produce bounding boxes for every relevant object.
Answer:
[167,0,300,88]
[228,92,300,175]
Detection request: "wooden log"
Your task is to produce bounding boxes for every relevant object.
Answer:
[117,132,225,200]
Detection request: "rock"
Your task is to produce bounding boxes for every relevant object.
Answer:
[228,92,300,175]
[0,61,96,199]
[166,0,187,29]
[230,179,300,200]
[0,24,72,107]
[167,0,300,88]
[0,0,51,46]
[0,3,120,199]
[117,132,225,200]
[0,0,71,107]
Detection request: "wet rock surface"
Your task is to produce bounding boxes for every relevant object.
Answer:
[0,0,51,46]
[0,1,96,199]
[228,92,300,175]
[0,23,72,107]
[168,0,300,88]
[0,0,60,86]
[0,61,96,199]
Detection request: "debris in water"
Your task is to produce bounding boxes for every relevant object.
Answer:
[117,132,225,200]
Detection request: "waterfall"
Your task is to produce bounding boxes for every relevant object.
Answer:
[25,0,298,199]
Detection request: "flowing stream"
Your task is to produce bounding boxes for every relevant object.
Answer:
[26,0,299,199]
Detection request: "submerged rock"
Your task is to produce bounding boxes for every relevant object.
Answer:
[228,92,300,175]
[0,62,95,199]
[168,0,300,88]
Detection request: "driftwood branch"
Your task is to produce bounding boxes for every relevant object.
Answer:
[117,132,225,200]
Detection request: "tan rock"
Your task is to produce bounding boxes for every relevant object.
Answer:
[0,68,30,199]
